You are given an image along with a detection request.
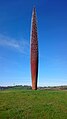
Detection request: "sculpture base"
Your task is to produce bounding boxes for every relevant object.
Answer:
[32,80,37,90]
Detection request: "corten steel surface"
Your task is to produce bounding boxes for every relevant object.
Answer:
[30,8,38,90]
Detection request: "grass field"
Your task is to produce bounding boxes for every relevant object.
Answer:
[0,90,67,119]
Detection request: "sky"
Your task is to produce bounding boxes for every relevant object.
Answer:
[0,0,67,86]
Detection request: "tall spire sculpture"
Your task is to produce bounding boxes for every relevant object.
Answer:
[30,7,38,90]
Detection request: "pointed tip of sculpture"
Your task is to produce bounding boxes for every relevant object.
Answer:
[33,6,36,14]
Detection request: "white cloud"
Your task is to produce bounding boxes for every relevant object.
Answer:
[0,34,29,54]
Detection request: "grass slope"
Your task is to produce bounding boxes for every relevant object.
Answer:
[0,90,67,119]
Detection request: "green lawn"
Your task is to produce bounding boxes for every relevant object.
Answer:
[0,90,67,119]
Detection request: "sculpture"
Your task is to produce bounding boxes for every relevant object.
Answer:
[30,7,38,90]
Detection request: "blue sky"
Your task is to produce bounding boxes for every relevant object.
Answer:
[0,0,67,86]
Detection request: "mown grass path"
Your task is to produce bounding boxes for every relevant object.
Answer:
[0,90,67,119]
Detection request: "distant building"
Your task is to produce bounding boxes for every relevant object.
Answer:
[30,7,38,90]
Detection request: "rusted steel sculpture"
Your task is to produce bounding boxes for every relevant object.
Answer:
[30,8,38,90]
